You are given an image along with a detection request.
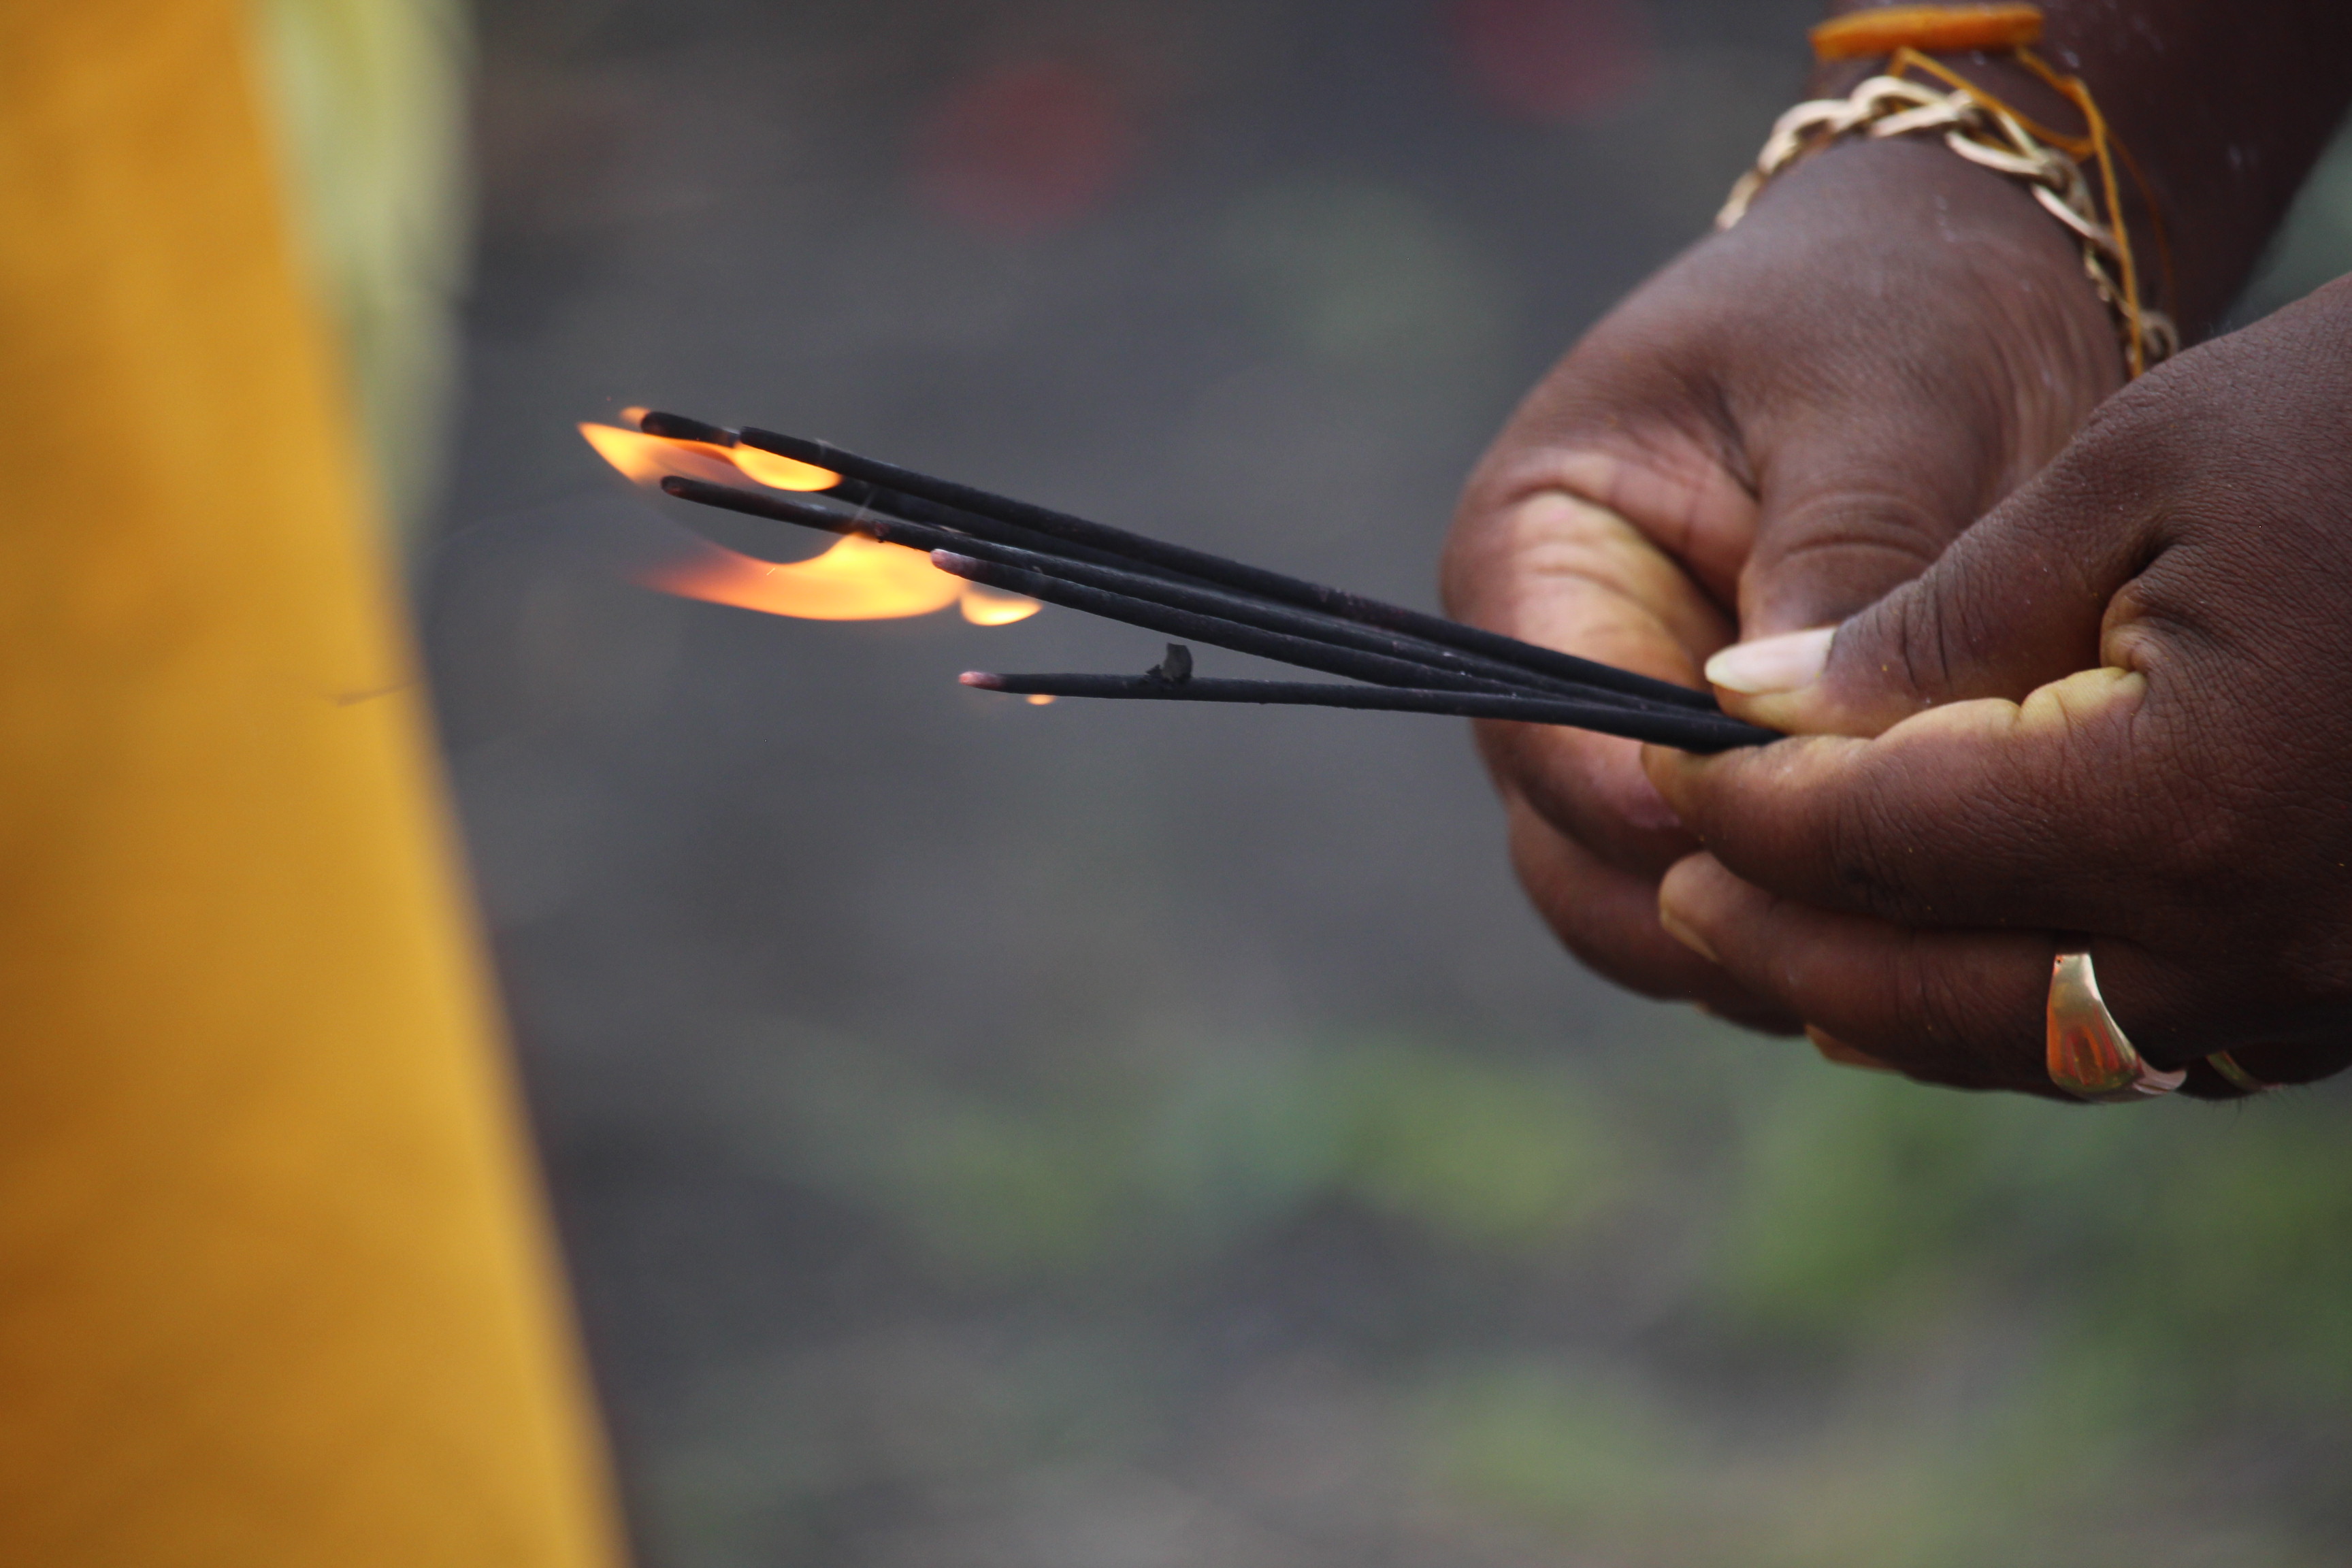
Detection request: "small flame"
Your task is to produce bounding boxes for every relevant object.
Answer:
[650,534,964,621]
[649,536,1045,624]
[729,444,843,491]
[598,414,1041,627]
[1026,693,1057,705]
[958,584,1043,625]
[581,422,841,493]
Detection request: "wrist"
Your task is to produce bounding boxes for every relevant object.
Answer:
[1809,3,2352,331]
[1742,135,2117,354]
[1812,50,2170,331]
[1720,134,2125,453]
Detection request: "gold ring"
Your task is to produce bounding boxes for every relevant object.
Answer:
[2047,950,2185,1102]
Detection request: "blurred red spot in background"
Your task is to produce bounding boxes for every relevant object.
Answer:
[1450,0,1652,122]
[911,60,1139,235]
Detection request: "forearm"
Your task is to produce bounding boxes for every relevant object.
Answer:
[1820,1,2352,331]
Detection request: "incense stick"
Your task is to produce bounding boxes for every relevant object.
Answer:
[642,412,1198,583]
[672,416,1722,713]
[930,550,1569,700]
[661,476,1699,712]
[632,410,1777,751]
[960,671,1776,752]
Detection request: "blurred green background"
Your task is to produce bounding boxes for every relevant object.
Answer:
[644,1019,2352,1566]
[262,0,2352,1561]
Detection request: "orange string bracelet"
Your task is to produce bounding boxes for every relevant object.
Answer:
[1811,5,2045,61]
[1724,5,2176,376]
[1882,40,2166,376]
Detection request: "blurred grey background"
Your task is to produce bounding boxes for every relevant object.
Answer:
[368,1,2352,1563]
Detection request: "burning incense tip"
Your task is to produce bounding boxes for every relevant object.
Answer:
[649,534,964,621]
[623,471,1046,627]
[636,408,736,444]
[928,551,1047,623]
[729,445,843,491]
[962,671,1053,704]
[958,583,1042,625]
[581,421,842,493]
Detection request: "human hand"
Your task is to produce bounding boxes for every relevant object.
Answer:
[1441,137,2121,1027]
[1650,275,2352,1096]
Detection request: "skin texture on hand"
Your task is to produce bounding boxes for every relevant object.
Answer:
[1651,277,2352,1097]
[1450,1,2352,1090]
[1820,0,2352,333]
[1441,135,2120,1027]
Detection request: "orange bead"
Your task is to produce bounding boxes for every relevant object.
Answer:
[1810,4,2044,61]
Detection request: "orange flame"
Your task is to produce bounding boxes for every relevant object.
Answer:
[594,416,1043,625]
[580,421,841,492]
[958,584,1043,625]
[651,534,963,621]
[649,537,1043,624]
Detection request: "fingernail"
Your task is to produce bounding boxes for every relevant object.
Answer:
[1657,906,1720,964]
[1705,626,1835,696]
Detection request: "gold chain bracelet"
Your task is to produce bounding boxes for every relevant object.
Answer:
[1716,8,2178,377]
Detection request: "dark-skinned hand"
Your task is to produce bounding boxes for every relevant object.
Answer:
[1440,137,2120,1030]
[1652,276,2352,1098]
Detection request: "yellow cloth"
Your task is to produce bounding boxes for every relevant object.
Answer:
[0,4,622,1563]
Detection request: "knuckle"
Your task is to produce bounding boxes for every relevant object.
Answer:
[1878,941,2041,1091]
[1819,765,1941,920]
[1836,556,2015,713]
[1747,495,1951,623]
[1882,580,1957,705]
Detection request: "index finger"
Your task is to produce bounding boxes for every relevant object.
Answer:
[1448,481,1735,872]
[1645,666,2166,933]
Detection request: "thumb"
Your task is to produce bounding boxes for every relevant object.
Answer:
[1731,386,2023,641]
[1703,457,2147,737]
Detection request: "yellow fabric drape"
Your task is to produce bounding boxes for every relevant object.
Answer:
[0,5,621,1563]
